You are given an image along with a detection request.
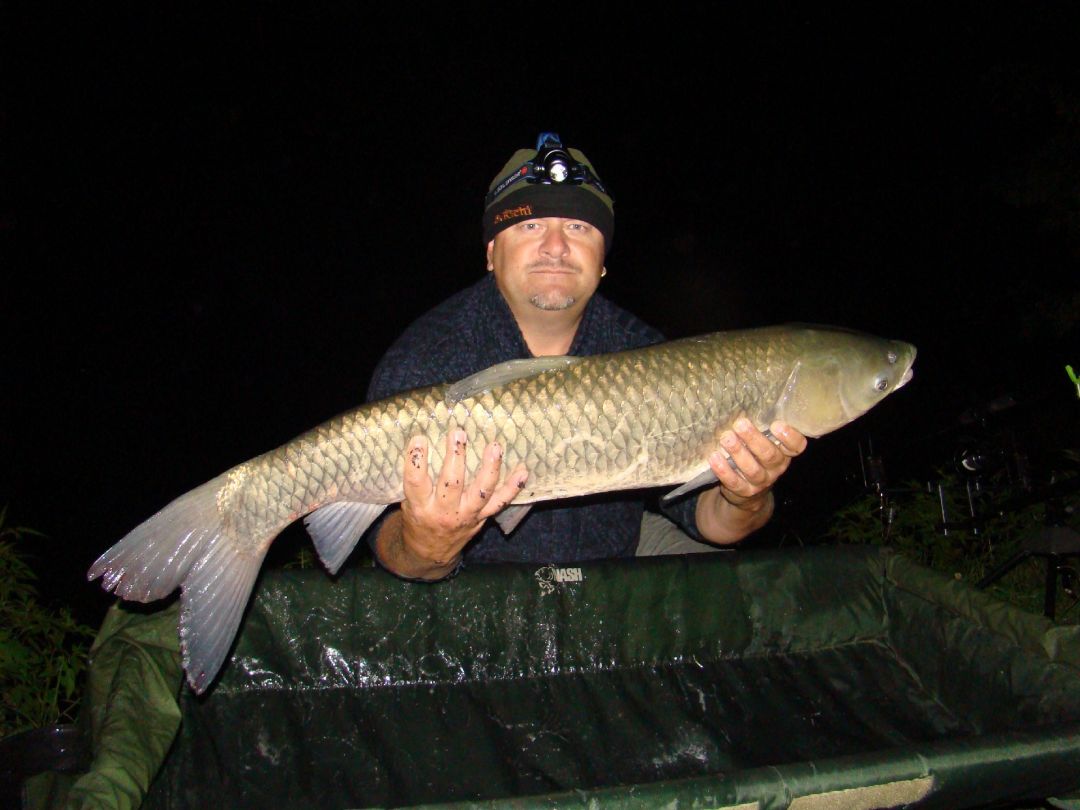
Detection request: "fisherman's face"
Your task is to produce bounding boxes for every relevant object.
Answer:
[487,217,606,315]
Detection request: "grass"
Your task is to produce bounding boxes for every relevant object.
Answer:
[0,507,96,738]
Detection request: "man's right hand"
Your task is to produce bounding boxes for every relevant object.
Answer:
[374,429,529,580]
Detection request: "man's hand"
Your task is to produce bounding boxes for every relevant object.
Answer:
[695,419,807,544]
[375,430,528,580]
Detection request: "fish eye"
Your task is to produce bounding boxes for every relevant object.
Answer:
[886,351,897,365]
[875,376,890,392]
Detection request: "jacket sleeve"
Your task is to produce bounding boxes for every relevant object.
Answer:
[657,490,707,541]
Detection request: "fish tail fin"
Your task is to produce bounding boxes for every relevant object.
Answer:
[88,470,269,693]
[88,472,232,602]
[179,532,268,693]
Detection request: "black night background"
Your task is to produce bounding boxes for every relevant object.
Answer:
[3,5,1079,627]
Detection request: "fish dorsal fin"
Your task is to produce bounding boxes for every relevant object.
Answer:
[446,356,582,404]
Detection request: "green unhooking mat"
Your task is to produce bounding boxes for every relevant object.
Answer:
[38,545,1080,808]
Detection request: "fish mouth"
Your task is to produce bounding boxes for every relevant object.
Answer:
[894,344,917,390]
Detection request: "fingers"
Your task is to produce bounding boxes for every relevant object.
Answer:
[709,418,806,496]
[468,438,513,515]
[395,431,529,574]
[403,430,526,527]
[435,429,468,504]
[443,433,528,521]
[710,418,777,489]
[402,435,434,502]
[768,421,808,457]
[478,463,529,521]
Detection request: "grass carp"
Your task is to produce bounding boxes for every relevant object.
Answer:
[89,324,916,692]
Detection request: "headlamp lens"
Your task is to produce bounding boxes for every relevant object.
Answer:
[547,159,570,183]
[535,133,573,184]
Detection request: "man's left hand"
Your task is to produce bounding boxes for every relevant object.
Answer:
[694,419,807,544]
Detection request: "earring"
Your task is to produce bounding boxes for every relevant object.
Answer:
[601,267,607,278]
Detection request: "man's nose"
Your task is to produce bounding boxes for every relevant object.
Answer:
[539,224,569,258]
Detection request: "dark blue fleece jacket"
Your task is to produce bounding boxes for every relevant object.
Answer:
[365,274,699,564]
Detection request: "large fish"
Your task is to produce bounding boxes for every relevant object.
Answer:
[89,324,915,692]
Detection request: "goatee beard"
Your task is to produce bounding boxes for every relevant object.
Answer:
[529,293,577,311]
[524,259,582,311]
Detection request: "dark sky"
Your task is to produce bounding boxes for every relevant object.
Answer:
[4,6,1079,619]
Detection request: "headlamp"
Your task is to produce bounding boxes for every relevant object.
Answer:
[484,132,608,207]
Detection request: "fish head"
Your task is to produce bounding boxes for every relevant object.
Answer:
[776,329,916,437]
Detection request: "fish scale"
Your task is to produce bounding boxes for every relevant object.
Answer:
[89,324,915,692]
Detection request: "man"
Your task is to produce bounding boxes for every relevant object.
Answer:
[368,134,806,581]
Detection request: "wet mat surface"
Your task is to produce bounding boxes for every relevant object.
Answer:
[148,641,982,807]
[69,547,1080,809]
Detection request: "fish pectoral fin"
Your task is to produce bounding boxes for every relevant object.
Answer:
[662,467,719,503]
[493,504,533,534]
[303,501,389,575]
[180,534,269,694]
[445,356,583,404]
[770,360,802,425]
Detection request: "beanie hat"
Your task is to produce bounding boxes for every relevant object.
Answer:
[482,139,614,253]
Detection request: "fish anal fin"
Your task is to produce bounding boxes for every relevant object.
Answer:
[446,357,582,404]
[303,501,388,575]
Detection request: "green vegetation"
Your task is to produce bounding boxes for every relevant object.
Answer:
[0,508,95,738]
[827,453,1079,621]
